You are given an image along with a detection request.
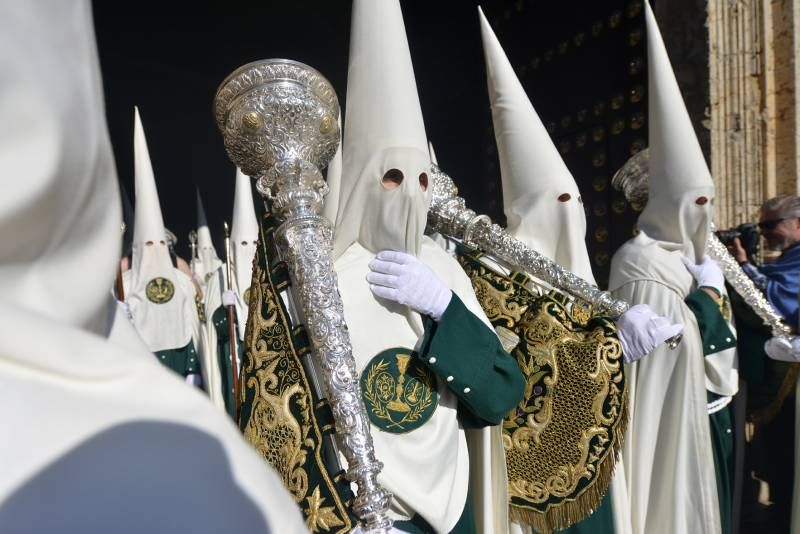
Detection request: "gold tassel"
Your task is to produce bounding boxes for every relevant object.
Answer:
[509,397,629,533]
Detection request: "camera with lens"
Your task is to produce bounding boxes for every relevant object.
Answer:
[716,223,760,260]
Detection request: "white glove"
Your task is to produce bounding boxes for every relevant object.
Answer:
[615,304,684,363]
[367,250,452,321]
[221,289,237,307]
[680,255,726,293]
[116,300,133,321]
[185,373,203,388]
[764,336,800,362]
[350,527,407,534]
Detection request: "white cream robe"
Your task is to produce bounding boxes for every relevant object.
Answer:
[609,231,723,534]
[0,299,308,534]
[0,1,307,532]
[335,238,508,534]
[201,265,249,410]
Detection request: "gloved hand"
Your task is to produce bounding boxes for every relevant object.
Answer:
[615,304,684,363]
[367,250,452,321]
[116,300,133,321]
[764,336,800,362]
[185,373,203,388]
[350,527,408,534]
[221,289,237,307]
[680,255,726,294]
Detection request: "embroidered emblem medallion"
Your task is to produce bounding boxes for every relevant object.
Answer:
[243,286,251,306]
[146,277,175,304]
[360,348,438,434]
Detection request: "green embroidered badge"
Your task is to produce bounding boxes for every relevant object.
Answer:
[360,348,438,434]
[146,277,175,304]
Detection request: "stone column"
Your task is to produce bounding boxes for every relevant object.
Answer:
[761,0,800,199]
[708,0,766,228]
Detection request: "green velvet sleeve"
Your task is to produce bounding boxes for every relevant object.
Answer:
[417,293,525,426]
[684,288,737,356]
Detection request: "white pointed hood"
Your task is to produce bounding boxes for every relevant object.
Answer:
[321,116,343,225]
[125,108,196,352]
[479,8,595,283]
[195,188,221,282]
[428,141,438,165]
[333,0,431,259]
[637,2,714,262]
[230,167,258,328]
[132,107,168,267]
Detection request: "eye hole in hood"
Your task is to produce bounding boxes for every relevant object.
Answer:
[382,168,404,189]
[419,172,428,192]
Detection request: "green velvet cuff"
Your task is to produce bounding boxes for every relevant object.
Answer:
[418,293,524,425]
[154,340,200,377]
[685,289,737,356]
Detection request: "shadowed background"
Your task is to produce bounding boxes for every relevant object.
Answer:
[93,0,695,288]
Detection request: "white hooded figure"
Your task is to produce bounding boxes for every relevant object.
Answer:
[0,3,307,533]
[122,109,202,384]
[122,108,202,385]
[608,4,738,534]
[477,10,636,534]
[202,167,259,415]
[194,189,222,291]
[332,1,523,532]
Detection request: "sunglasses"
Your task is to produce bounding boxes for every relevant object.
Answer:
[758,217,794,231]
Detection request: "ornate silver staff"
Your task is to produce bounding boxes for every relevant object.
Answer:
[428,164,630,318]
[188,229,198,263]
[613,148,794,340]
[214,59,391,533]
[706,231,793,337]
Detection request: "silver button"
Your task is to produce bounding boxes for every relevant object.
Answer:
[429,357,437,364]
[725,337,732,342]
[463,387,471,394]
[710,344,716,350]
[446,375,454,382]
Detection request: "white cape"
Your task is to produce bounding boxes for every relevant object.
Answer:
[0,299,307,534]
[609,231,721,534]
[200,265,249,410]
[335,237,508,534]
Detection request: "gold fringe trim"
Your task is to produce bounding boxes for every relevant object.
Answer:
[509,390,629,534]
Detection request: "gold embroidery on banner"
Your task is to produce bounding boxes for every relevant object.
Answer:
[457,249,627,534]
[195,292,206,323]
[145,277,174,304]
[240,223,352,534]
[306,486,346,531]
[470,274,529,327]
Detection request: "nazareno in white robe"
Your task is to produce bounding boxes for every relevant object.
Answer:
[0,3,307,533]
[609,231,725,534]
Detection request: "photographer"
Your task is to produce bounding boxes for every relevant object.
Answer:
[730,195,800,327]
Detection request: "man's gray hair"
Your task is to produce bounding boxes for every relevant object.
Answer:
[761,195,800,219]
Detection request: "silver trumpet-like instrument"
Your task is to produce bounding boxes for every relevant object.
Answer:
[706,230,793,338]
[214,59,392,533]
[427,163,631,319]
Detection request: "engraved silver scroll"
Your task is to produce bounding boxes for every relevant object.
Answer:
[707,230,793,337]
[214,59,392,533]
[427,164,630,318]
[613,148,794,340]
